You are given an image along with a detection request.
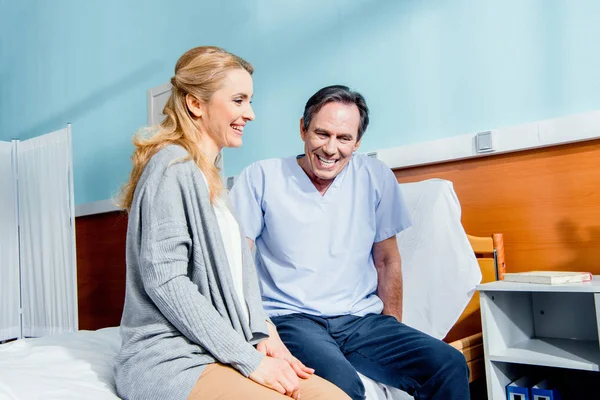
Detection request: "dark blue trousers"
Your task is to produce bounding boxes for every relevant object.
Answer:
[272,313,470,400]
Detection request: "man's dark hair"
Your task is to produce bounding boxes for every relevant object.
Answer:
[302,85,370,141]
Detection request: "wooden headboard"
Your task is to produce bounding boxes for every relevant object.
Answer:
[76,138,600,330]
[393,138,600,276]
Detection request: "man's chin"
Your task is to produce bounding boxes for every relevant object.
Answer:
[314,168,340,180]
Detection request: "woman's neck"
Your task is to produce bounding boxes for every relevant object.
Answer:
[196,135,221,164]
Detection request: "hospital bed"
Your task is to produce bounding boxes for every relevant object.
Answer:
[0,179,504,399]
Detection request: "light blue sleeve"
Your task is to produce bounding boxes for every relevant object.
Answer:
[230,163,265,241]
[374,165,412,243]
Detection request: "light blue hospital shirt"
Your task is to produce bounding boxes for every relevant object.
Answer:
[230,153,412,317]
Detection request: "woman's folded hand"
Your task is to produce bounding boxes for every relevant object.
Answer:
[249,355,301,399]
[257,322,315,379]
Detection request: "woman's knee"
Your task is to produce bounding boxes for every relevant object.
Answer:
[188,364,285,400]
[300,374,352,400]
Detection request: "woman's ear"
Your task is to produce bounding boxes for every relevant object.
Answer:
[186,94,204,118]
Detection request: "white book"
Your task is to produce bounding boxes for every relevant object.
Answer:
[503,271,593,285]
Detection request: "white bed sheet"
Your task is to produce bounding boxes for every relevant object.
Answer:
[0,328,120,400]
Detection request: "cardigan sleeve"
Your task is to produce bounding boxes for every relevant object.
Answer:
[136,162,264,377]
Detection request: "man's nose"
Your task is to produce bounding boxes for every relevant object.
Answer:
[323,138,337,155]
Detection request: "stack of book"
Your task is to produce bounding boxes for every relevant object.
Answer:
[502,271,592,285]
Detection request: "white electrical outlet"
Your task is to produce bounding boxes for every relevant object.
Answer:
[475,131,495,153]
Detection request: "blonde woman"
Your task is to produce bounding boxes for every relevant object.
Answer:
[114,46,349,400]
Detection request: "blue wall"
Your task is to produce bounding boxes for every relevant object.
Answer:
[1,0,599,205]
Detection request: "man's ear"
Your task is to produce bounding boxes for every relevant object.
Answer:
[186,94,204,118]
[299,118,307,142]
[353,139,362,152]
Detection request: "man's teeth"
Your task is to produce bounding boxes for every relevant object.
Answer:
[317,155,335,165]
[232,125,243,132]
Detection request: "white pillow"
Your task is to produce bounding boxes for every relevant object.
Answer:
[397,179,482,340]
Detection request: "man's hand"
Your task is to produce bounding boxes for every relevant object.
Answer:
[257,322,315,379]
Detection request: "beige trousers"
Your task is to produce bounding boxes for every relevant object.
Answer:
[188,363,350,400]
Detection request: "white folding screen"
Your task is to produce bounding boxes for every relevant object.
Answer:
[0,126,77,339]
[17,127,77,337]
[0,141,21,341]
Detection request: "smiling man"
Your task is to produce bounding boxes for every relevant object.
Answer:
[230,85,470,400]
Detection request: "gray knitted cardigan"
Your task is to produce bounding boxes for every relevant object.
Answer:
[114,145,269,400]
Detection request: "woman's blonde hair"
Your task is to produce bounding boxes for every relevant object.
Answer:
[119,46,253,211]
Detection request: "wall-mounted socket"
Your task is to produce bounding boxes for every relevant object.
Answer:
[475,131,495,153]
[366,151,378,159]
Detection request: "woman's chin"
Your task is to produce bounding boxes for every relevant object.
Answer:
[225,139,243,149]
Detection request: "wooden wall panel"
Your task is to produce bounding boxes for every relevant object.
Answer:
[75,211,128,330]
[394,139,600,275]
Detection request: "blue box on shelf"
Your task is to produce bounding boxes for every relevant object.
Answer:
[531,379,562,400]
[506,376,538,400]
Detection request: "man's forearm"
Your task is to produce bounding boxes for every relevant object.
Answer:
[372,236,404,321]
[376,259,403,321]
